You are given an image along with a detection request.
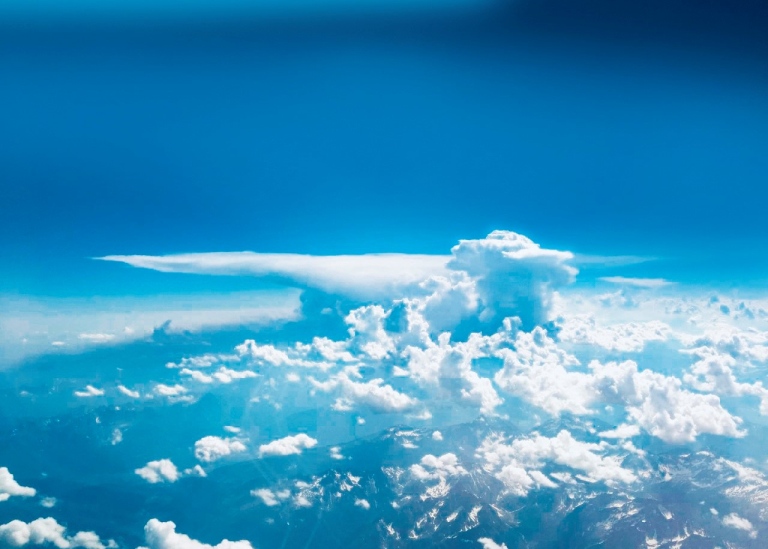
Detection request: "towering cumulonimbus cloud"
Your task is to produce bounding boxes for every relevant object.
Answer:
[98,230,578,331]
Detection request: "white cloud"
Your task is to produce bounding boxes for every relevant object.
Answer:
[599,277,674,288]
[143,519,253,549]
[180,367,257,385]
[354,498,370,510]
[110,429,123,445]
[183,465,207,478]
[478,538,509,549]
[258,434,317,457]
[598,424,640,439]
[40,498,56,509]
[194,437,247,463]
[117,385,140,398]
[410,453,467,482]
[0,518,69,548]
[590,360,745,443]
[98,252,449,301]
[477,430,636,497]
[557,316,671,352]
[432,431,443,441]
[77,333,115,344]
[250,488,290,506]
[722,513,756,538]
[329,447,344,460]
[73,385,105,398]
[0,468,36,502]
[135,459,180,484]
[0,518,112,549]
[310,373,419,414]
[447,230,576,329]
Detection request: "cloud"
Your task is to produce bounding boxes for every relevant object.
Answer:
[309,373,420,414]
[599,276,674,288]
[143,519,253,549]
[0,468,36,502]
[194,437,247,463]
[251,488,291,506]
[117,385,140,398]
[0,518,112,549]
[258,434,317,457]
[0,519,69,549]
[478,538,509,549]
[73,385,105,398]
[722,513,756,538]
[410,453,468,482]
[135,460,180,484]
[354,498,370,510]
[447,231,577,330]
[556,316,671,352]
[77,333,116,344]
[98,252,450,301]
[477,430,636,497]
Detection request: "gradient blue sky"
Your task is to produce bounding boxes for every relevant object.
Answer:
[2,0,768,300]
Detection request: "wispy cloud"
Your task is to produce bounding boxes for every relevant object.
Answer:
[599,276,674,288]
[97,252,450,300]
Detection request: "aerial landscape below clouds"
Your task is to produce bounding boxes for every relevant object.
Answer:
[2,230,768,548]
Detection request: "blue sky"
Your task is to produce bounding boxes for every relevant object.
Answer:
[2,0,768,303]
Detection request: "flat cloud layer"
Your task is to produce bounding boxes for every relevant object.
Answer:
[98,252,450,301]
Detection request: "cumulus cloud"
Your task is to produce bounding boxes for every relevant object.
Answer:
[258,434,317,457]
[194,437,247,463]
[0,468,36,502]
[557,316,671,352]
[410,453,468,482]
[310,373,420,414]
[0,518,112,549]
[143,519,253,549]
[135,460,180,484]
[180,367,257,385]
[478,538,509,549]
[477,430,636,496]
[447,231,576,330]
[251,488,291,506]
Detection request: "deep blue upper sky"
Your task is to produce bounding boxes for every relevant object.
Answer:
[2,0,768,297]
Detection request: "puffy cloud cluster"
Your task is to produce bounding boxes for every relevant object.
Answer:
[258,434,318,457]
[180,367,257,385]
[683,347,768,415]
[477,430,636,496]
[0,467,36,502]
[493,328,744,443]
[194,437,247,463]
[447,231,576,331]
[251,488,291,506]
[0,518,112,549]
[309,373,420,414]
[556,316,671,352]
[410,453,468,482]
[142,519,252,549]
[477,539,509,549]
[135,460,180,484]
